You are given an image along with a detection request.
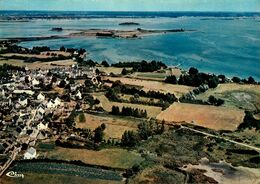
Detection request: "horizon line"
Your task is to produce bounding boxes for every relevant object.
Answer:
[0,10,260,13]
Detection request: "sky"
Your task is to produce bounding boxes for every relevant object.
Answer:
[0,0,259,12]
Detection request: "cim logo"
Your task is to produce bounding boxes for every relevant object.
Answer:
[6,171,24,178]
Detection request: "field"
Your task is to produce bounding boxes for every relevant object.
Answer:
[0,58,76,69]
[131,68,183,81]
[44,147,143,169]
[156,103,245,131]
[97,67,132,75]
[1,51,70,58]
[104,76,194,98]
[76,113,137,139]
[196,83,260,111]
[93,93,162,118]
[1,173,122,184]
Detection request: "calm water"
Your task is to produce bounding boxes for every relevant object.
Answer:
[0,11,259,79]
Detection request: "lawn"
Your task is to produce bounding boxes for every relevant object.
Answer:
[45,148,143,169]
[156,103,245,131]
[76,113,137,139]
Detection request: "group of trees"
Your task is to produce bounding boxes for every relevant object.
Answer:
[112,60,167,72]
[208,95,225,106]
[121,120,165,147]
[238,111,260,130]
[165,67,219,88]
[111,106,147,118]
[232,76,256,84]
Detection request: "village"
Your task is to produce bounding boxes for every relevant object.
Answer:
[0,55,99,176]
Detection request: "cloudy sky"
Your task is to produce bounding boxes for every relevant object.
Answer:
[0,0,259,12]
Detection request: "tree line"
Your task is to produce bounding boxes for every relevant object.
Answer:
[111,106,148,118]
[111,60,167,72]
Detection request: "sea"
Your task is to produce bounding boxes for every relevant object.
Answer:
[0,11,260,80]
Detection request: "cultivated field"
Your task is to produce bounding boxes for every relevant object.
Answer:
[45,148,143,169]
[76,113,137,139]
[97,67,132,75]
[196,83,260,111]
[156,103,245,131]
[1,174,123,184]
[103,76,194,98]
[93,93,162,118]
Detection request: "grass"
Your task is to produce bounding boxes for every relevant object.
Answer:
[76,113,137,139]
[103,76,194,98]
[93,92,162,118]
[196,83,260,111]
[45,147,143,169]
[157,103,245,131]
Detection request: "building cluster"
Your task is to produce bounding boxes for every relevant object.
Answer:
[0,64,97,175]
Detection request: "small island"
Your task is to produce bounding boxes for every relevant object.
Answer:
[51,27,63,31]
[119,22,140,26]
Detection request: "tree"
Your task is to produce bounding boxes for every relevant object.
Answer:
[121,68,128,75]
[101,123,106,131]
[111,106,120,115]
[248,76,256,84]
[189,67,199,75]
[58,80,66,88]
[232,76,241,83]
[101,60,109,67]
[121,131,139,147]
[208,76,219,88]
[60,46,66,52]
[94,126,105,143]
[165,75,177,84]
[79,113,86,123]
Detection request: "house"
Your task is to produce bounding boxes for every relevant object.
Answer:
[24,147,37,159]
[54,97,61,107]
[32,78,40,86]
[18,98,28,107]
[75,91,82,99]
[37,122,48,130]
[47,100,55,109]
[37,93,45,101]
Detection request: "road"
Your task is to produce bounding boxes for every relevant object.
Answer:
[181,125,260,152]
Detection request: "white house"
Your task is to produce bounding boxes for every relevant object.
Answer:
[32,78,40,86]
[47,100,55,109]
[37,122,48,130]
[24,147,37,159]
[37,93,45,101]
[76,91,82,99]
[54,97,61,107]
